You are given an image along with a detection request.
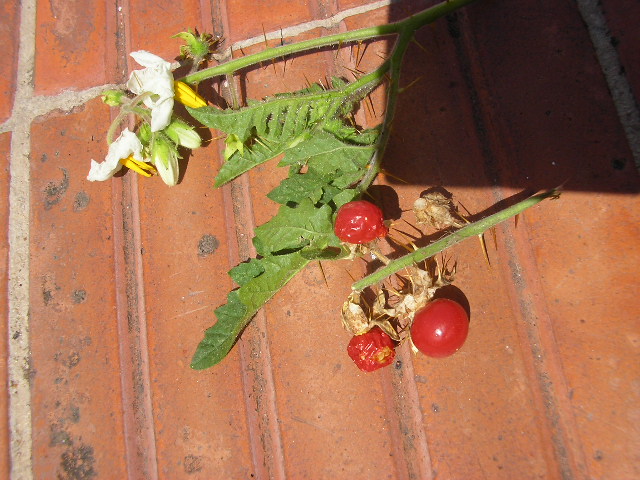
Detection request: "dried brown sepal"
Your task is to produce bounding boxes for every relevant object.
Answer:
[342,290,401,340]
[341,291,370,336]
[413,191,465,230]
[382,258,455,324]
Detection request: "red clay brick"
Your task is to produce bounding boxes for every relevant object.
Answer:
[225,0,314,43]
[461,0,639,191]
[0,133,11,479]
[223,4,403,474]
[524,191,640,479]
[0,2,19,122]
[376,18,557,477]
[12,0,640,478]
[34,0,116,95]
[127,0,208,59]
[29,100,128,479]
[137,145,255,478]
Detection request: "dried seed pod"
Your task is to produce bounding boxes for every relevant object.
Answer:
[341,292,370,336]
[413,191,465,230]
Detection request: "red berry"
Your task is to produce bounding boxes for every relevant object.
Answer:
[410,299,469,358]
[347,327,396,372]
[334,200,388,244]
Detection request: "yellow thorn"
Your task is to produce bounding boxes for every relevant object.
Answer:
[380,168,409,184]
[344,268,358,282]
[386,232,416,253]
[365,93,376,117]
[478,233,491,268]
[399,76,422,94]
[411,37,428,53]
[357,41,370,69]
[335,40,343,60]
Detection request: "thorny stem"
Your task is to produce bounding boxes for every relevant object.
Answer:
[356,27,413,193]
[352,189,561,291]
[180,0,477,84]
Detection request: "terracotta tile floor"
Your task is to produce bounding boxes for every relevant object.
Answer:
[2,0,639,479]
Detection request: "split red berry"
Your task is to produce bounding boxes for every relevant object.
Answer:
[347,326,396,372]
[334,200,388,244]
[410,298,469,358]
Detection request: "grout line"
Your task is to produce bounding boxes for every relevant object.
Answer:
[575,0,640,168]
[229,0,396,51]
[7,0,37,478]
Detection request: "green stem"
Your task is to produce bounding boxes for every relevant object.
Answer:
[181,0,477,84]
[352,189,560,291]
[357,27,413,192]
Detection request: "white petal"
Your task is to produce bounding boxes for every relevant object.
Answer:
[126,51,176,132]
[87,157,122,181]
[130,50,179,70]
[149,96,174,132]
[87,129,143,181]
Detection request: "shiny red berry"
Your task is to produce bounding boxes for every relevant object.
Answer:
[410,299,469,358]
[334,200,388,244]
[347,327,396,372]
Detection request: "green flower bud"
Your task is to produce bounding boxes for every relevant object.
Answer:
[172,29,221,61]
[102,89,126,107]
[165,118,201,149]
[152,136,180,186]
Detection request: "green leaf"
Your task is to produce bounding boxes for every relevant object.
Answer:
[237,252,309,312]
[214,135,290,187]
[279,131,375,175]
[187,86,341,142]
[330,188,360,209]
[267,169,328,205]
[229,259,265,285]
[253,199,339,256]
[190,290,247,370]
[191,252,310,369]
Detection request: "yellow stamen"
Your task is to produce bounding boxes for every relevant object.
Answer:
[120,155,156,177]
[174,81,207,108]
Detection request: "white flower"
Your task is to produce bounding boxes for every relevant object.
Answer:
[126,51,179,132]
[87,129,144,181]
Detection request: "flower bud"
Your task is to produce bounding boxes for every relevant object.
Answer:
[152,136,180,186]
[173,30,219,60]
[102,89,126,106]
[165,118,201,149]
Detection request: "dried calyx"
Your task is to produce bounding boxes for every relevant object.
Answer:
[342,257,454,342]
[413,191,465,230]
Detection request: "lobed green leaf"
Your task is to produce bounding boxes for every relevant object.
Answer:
[191,252,310,369]
[252,199,339,256]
